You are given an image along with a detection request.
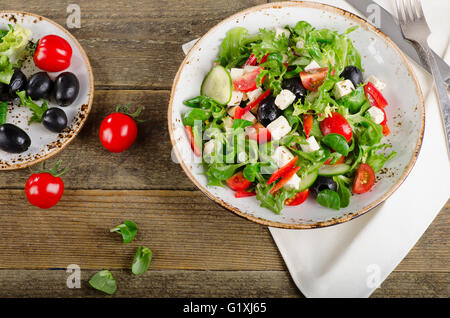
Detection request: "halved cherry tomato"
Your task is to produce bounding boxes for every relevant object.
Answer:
[246,123,271,144]
[352,163,376,194]
[300,67,329,91]
[34,35,72,72]
[303,113,313,138]
[364,82,388,108]
[270,166,301,194]
[184,125,202,157]
[285,189,309,206]
[244,54,258,66]
[235,89,271,120]
[267,156,298,185]
[226,171,252,191]
[320,112,353,142]
[235,190,257,198]
[233,67,263,92]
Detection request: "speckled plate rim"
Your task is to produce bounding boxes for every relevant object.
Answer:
[0,11,94,171]
[168,1,425,229]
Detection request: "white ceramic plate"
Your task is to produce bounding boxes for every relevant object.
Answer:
[0,12,94,170]
[168,1,424,229]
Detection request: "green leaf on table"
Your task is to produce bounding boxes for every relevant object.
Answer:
[89,270,117,295]
[132,246,153,275]
[110,220,138,244]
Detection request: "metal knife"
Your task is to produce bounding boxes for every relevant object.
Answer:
[345,0,450,87]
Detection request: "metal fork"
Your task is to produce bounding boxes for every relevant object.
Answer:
[395,0,450,157]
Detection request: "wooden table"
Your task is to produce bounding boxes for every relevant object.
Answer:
[0,0,448,298]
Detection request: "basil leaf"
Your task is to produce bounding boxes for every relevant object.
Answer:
[333,176,351,208]
[132,246,153,275]
[89,270,117,295]
[321,133,349,156]
[182,108,210,127]
[316,189,341,210]
[243,163,260,182]
[110,220,138,244]
[232,118,253,130]
[207,163,246,181]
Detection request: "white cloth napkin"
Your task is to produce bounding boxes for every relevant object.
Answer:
[182,0,450,298]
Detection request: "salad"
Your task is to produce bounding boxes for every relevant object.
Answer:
[0,24,79,154]
[182,21,396,214]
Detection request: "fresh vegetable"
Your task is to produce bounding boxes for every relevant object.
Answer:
[9,69,27,95]
[320,112,352,142]
[25,160,69,209]
[0,55,14,85]
[340,65,363,87]
[300,67,329,91]
[235,190,257,198]
[283,77,307,104]
[317,189,341,210]
[26,72,53,100]
[285,189,309,206]
[54,72,80,106]
[131,246,152,275]
[110,220,138,244]
[99,104,143,153]
[364,82,387,108]
[267,156,298,185]
[318,163,351,176]
[245,122,271,144]
[352,163,375,194]
[270,166,301,194]
[34,35,72,72]
[185,125,202,157]
[235,88,271,119]
[200,65,232,104]
[256,96,282,126]
[233,66,263,92]
[310,176,337,197]
[226,171,252,191]
[0,24,33,65]
[88,270,117,295]
[302,113,313,138]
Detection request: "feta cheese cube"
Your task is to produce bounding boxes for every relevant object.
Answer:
[275,27,290,39]
[230,68,245,81]
[283,173,302,191]
[295,39,304,49]
[246,87,263,103]
[274,89,296,110]
[243,65,259,74]
[367,106,385,124]
[365,75,386,91]
[227,90,244,106]
[241,110,256,124]
[222,116,233,129]
[304,60,320,71]
[203,139,217,155]
[267,116,291,141]
[333,80,355,99]
[271,146,294,167]
[300,136,320,153]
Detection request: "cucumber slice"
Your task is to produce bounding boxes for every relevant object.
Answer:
[318,164,351,176]
[298,169,319,191]
[200,65,232,105]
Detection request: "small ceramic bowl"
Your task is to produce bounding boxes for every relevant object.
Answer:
[0,11,94,170]
[168,1,424,229]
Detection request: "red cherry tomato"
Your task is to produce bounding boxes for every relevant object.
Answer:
[285,189,309,206]
[235,190,257,198]
[300,67,329,91]
[303,113,313,138]
[226,171,252,191]
[352,163,376,194]
[233,67,263,92]
[33,35,72,72]
[246,123,271,144]
[320,112,353,142]
[100,112,138,153]
[25,172,64,209]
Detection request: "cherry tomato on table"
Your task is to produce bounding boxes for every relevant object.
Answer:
[320,112,353,142]
[99,104,143,153]
[34,35,72,72]
[352,163,376,194]
[25,160,69,209]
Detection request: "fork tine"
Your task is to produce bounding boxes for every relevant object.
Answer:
[413,0,425,18]
[404,0,414,22]
[395,0,405,24]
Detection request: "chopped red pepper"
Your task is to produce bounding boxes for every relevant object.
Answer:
[285,189,309,206]
[259,53,270,65]
[303,113,313,138]
[270,166,301,194]
[244,54,258,66]
[235,89,271,120]
[184,125,201,157]
[267,156,298,185]
[364,82,388,108]
[235,190,257,198]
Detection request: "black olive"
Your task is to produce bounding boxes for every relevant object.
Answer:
[0,83,9,101]
[42,108,68,133]
[282,77,307,104]
[54,72,80,106]
[310,176,338,197]
[26,72,53,100]
[0,123,31,153]
[340,66,363,87]
[257,96,282,127]
[9,69,27,96]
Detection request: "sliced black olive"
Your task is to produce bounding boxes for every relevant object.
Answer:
[257,96,282,127]
[9,69,27,96]
[310,176,338,197]
[340,66,363,87]
[282,77,307,104]
[26,72,53,100]
[54,72,80,106]
[42,108,68,133]
[0,123,31,153]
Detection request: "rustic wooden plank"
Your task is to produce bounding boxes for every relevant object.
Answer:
[0,269,448,298]
[1,0,266,89]
[0,189,448,273]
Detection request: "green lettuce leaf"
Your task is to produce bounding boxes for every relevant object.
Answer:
[0,24,33,64]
